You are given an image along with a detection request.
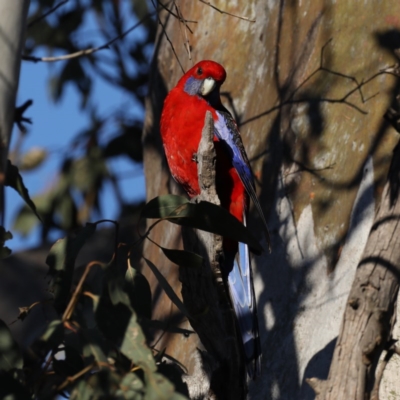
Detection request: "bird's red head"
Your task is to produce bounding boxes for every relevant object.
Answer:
[178,60,227,99]
[186,60,226,84]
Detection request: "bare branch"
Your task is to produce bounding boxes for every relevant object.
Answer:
[62,260,104,322]
[198,0,256,23]
[27,0,69,28]
[22,12,153,63]
[157,0,197,30]
[175,2,192,61]
[242,52,400,127]
[151,0,185,73]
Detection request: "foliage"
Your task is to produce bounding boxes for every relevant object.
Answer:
[0,191,263,398]
[0,221,189,398]
[0,1,195,398]
[11,0,155,241]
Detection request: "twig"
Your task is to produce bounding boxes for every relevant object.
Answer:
[14,99,33,133]
[62,260,103,322]
[151,0,185,73]
[241,61,400,127]
[175,2,192,61]
[57,362,97,391]
[157,0,197,30]
[198,0,256,22]
[23,12,153,63]
[242,41,400,127]
[28,0,69,28]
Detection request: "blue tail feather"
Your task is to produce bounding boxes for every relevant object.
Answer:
[225,227,261,379]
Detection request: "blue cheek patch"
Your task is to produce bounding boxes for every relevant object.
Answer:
[184,76,202,96]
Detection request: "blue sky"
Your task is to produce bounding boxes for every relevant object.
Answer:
[6,25,147,252]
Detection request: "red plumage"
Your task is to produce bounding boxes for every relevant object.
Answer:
[160,61,246,232]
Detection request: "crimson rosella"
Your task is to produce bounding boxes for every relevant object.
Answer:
[160,60,269,379]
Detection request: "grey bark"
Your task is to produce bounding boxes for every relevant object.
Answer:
[308,139,400,399]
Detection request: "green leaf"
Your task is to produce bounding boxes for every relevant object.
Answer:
[0,372,30,399]
[0,226,12,258]
[104,127,143,162]
[141,195,189,219]
[141,196,263,254]
[47,222,96,273]
[12,193,52,236]
[82,328,108,363]
[143,258,189,318]
[95,268,132,344]
[120,311,156,372]
[69,378,95,400]
[161,248,204,268]
[108,277,132,308]
[167,201,263,254]
[5,159,41,221]
[46,223,97,312]
[0,319,22,371]
[117,372,144,399]
[70,150,108,192]
[40,319,64,347]
[125,266,152,319]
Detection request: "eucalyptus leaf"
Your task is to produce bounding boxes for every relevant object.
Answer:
[161,248,204,268]
[125,266,152,319]
[5,159,41,221]
[120,311,156,372]
[141,195,189,219]
[46,223,96,312]
[143,258,189,318]
[40,319,64,347]
[0,320,22,371]
[0,226,12,258]
[166,201,263,254]
[82,328,108,363]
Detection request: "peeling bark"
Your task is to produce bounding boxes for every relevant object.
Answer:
[180,112,245,400]
[308,140,400,399]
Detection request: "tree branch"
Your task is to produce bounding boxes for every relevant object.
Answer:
[198,0,256,22]
[22,12,154,63]
[180,111,245,399]
[27,0,69,28]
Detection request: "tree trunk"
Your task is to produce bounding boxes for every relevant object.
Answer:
[0,1,30,175]
[142,1,400,398]
[307,117,400,399]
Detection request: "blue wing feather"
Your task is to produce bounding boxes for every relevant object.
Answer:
[213,109,264,378]
[214,110,270,250]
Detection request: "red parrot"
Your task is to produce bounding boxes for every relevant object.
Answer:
[160,60,269,379]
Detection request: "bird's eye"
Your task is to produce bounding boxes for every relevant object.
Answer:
[197,67,203,75]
